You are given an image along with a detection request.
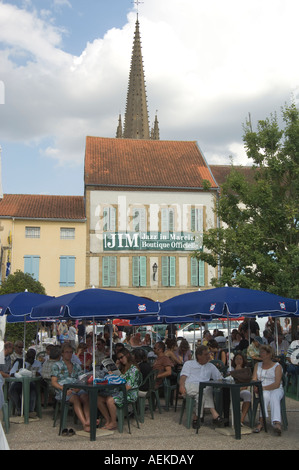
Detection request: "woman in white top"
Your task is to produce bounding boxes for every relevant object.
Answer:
[252,345,284,435]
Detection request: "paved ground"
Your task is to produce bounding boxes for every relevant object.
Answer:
[3,396,299,452]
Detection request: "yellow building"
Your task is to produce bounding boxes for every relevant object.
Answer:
[0,194,86,296]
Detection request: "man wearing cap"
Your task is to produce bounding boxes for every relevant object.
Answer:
[247,336,263,362]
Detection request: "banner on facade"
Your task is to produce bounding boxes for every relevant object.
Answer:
[103,232,202,251]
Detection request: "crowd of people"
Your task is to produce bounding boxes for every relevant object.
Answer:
[0,316,298,437]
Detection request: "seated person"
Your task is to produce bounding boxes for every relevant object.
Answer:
[252,345,284,435]
[165,338,183,370]
[286,332,299,376]
[207,339,227,365]
[129,333,142,348]
[97,348,140,430]
[179,345,223,428]
[0,342,13,379]
[176,338,192,363]
[131,348,152,396]
[270,333,289,356]
[51,343,90,432]
[41,345,61,405]
[76,342,92,370]
[230,353,252,425]
[9,349,43,418]
[152,341,173,387]
[41,345,61,380]
[247,336,263,361]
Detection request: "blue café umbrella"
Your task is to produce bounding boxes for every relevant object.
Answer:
[159,286,298,320]
[30,288,160,320]
[0,291,54,362]
[0,291,54,317]
[31,288,160,382]
[160,286,298,369]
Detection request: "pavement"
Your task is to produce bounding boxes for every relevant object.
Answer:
[3,396,299,452]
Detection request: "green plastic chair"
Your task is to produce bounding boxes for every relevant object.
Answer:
[179,395,196,429]
[137,369,161,423]
[116,371,143,433]
[2,402,10,433]
[250,374,288,430]
[163,371,179,411]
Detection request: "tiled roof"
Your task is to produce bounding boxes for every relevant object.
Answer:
[84,137,218,190]
[0,194,85,220]
[210,165,256,187]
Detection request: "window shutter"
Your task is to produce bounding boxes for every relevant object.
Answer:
[110,257,117,287]
[24,256,40,281]
[66,256,75,286]
[110,207,116,231]
[198,259,205,286]
[161,257,169,286]
[139,256,147,287]
[161,209,168,232]
[169,257,176,286]
[132,257,140,287]
[169,209,174,232]
[191,257,198,286]
[102,257,110,287]
[59,256,75,286]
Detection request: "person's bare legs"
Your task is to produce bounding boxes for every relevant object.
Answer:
[241,402,250,424]
[69,394,89,430]
[103,396,117,429]
[97,395,111,427]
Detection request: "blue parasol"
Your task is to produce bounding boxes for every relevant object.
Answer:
[159,286,298,320]
[30,288,160,320]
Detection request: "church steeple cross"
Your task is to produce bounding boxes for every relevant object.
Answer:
[132,0,144,15]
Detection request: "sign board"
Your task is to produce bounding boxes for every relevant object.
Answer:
[103,232,202,252]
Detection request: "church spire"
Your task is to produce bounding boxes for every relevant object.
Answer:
[122,16,150,139]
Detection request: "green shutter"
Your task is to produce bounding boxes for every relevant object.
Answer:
[191,257,198,286]
[132,256,140,287]
[191,208,196,232]
[161,209,168,232]
[161,257,169,286]
[140,256,147,287]
[102,257,110,287]
[198,259,205,286]
[110,256,117,287]
[169,257,176,286]
[169,209,174,232]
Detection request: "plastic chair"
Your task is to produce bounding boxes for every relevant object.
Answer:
[137,369,161,423]
[209,359,228,376]
[286,371,299,399]
[250,375,288,430]
[116,371,143,433]
[179,395,196,429]
[1,403,10,433]
[163,371,179,411]
[54,399,77,429]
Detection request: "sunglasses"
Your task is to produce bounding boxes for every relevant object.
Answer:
[118,355,125,359]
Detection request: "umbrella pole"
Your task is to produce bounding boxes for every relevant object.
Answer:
[92,318,96,384]
[110,323,113,359]
[227,309,231,372]
[275,318,278,356]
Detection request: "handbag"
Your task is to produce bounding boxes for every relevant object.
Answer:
[229,367,252,384]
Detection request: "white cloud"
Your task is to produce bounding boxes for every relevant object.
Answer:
[0,0,299,172]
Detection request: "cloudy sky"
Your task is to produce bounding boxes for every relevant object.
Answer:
[0,0,298,196]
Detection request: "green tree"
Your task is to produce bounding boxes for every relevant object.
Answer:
[1,270,47,346]
[194,103,299,302]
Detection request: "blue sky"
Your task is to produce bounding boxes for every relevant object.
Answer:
[1,0,299,196]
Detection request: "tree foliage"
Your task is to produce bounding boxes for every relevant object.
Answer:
[194,103,299,300]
